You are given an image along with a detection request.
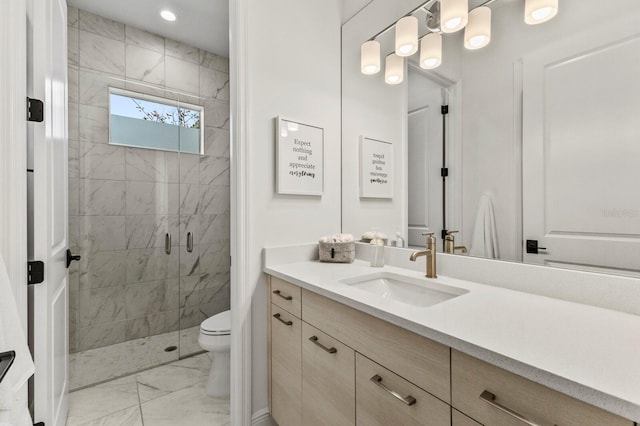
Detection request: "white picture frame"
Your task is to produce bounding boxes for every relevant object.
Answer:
[276,116,324,196]
[359,136,393,199]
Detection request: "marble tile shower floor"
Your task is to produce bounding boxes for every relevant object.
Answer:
[66,353,229,426]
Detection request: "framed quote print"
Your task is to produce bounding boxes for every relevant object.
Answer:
[359,136,393,199]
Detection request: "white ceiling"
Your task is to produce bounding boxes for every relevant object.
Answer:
[69,0,229,57]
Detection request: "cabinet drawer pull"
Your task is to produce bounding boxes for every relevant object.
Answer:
[370,374,416,406]
[480,390,540,426]
[272,290,293,301]
[273,313,293,326]
[309,336,337,354]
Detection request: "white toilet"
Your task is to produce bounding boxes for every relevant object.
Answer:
[198,309,231,397]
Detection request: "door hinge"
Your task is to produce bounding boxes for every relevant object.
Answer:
[440,167,449,177]
[441,105,449,115]
[27,97,44,122]
[27,261,44,285]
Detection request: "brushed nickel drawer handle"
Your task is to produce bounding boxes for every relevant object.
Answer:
[480,390,540,426]
[273,313,293,326]
[370,375,416,406]
[309,336,337,354]
[272,290,293,301]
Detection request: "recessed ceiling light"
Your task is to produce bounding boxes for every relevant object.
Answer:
[160,9,177,22]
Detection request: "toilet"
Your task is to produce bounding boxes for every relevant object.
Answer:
[198,309,231,397]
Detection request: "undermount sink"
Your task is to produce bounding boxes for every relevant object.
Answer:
[339,272,468,308]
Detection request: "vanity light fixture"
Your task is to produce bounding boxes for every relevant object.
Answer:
[361,40,381,75]
[160,9,177,22]
[395,16,419,56]
[525,0,558,25]
[420,33,442,69]
[464,6,491,49]
[440,0,469,33]
[385,54,404,85]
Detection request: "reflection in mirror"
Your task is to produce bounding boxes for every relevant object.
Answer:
[342,0,640,277]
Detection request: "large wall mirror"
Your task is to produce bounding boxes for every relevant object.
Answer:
[342,0,640,277]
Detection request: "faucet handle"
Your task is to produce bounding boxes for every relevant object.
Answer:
[421,232,435,236]
[446,230,459,235]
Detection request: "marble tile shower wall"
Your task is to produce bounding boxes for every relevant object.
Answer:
[67,7,230,354]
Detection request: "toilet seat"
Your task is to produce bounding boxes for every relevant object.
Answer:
[200,310,231,336]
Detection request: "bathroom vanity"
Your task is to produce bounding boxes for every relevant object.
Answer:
[264,245,640,426]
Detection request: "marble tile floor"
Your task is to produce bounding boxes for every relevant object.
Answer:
[66,353,229,426]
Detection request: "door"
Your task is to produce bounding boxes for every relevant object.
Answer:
[522,19,640,275]
[29,0,70,424]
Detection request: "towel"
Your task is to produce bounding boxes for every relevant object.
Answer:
[0,255,35,426]
[469,194,499,259]
[319,233,354,243]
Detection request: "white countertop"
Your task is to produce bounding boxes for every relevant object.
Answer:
[264,258,640,422]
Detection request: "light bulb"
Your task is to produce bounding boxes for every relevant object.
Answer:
[160,10,176,22]
[420,33,442,70]
[361,40,381,75]
[395,16,419,57]
[525,0,558,25]
[385,54,404,85]
[440,0,468,33]
[464,6,491,50]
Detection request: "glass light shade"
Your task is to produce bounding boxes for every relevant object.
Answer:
[385,54,404,85]
[464,7,491,49]
[420,33,442,69]
[361,40,381,75]
[440,0,469,33]
[395,16,419,57]
[525,0,558,25]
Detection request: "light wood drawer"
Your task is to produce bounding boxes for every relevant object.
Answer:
[270,276,302,317]
[356,353,450,426]
[452,409,482,426]
[302,322,355,426]
[302,288,451,402]
[271,305,301,426]
[452,350,633,426]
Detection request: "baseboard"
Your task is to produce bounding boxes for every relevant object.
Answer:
[251,408,275,426]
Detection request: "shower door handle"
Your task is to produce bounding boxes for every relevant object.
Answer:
[187,232,193,253]
[165,233,171,255]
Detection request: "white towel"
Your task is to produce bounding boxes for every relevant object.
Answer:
[0,255,35,425]
[469,194,499,259]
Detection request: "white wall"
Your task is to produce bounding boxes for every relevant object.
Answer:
[245,0,342,416]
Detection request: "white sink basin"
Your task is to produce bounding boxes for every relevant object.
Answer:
[339,272,468,308]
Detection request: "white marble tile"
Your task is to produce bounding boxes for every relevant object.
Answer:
[79,30,125,76]
[79,70,123,109]
[200,214,230,245]
[179,184,200,215]
[69,140,80,178]
[68,27,79,67]
[199,50,229,73]
[199,241,230,276]
[78,105,109,144]
[126,45,165,85]
[73,405,142,426]
[200,156,229,186]
[79,285,126,327]
[125,312,168,340]
[80,142,125,180]
[136,354,210,403]
[77,320,126,353]
[125,215,179,249]
[69,102,79,141]
[124,79,166,98]
[200,185,229,215]
[125,248,179,283]
[179,214,200,246]
[79,215,127,252]
[79,249,127,290]
[80,179,126,216]
[125,181,179,215]
[125,26,164,53]
[179,245,200,277]
[78,10,125,41]
[124,280,169,319]
[69,178,80,216]
[179,153,200,184]
[67,375,138,425]
[165,56,199,95]
[199,66,229,101]
[179,326,205,358]
[165,38,200,64]
[204,127,230,158]
[204,99,230,128]
[69,66,79,103]
[68,6,79,28]
[125,148,169,182]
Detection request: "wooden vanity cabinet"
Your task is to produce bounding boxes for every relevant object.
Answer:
[270,305,301,426]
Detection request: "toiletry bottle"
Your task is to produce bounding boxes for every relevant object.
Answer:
[396,232,405,248]
[370,236,385,267]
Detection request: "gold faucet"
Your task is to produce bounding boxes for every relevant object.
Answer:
[410,232,437,278]
[444,231,468,254]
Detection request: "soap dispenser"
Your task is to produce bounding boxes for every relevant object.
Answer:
[395,232,405,248]
[370,235,385,267]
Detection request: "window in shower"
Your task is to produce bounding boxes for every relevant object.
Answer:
[108,87,204,154]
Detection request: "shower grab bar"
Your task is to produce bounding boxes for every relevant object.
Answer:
[165,233,171,255]
[187,232,193,253]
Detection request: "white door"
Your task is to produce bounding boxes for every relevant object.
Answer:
[522,18,640,275]
[28,0,70,424]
